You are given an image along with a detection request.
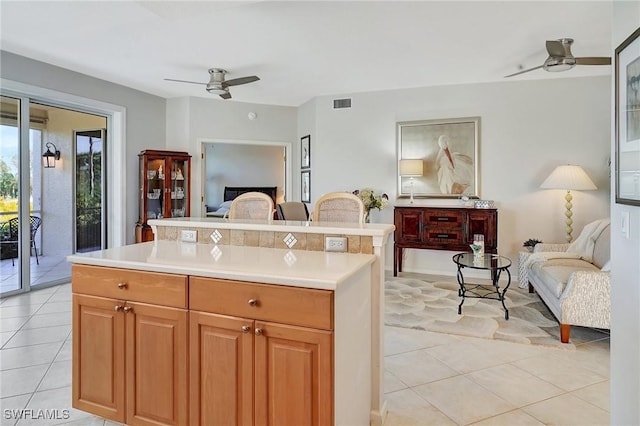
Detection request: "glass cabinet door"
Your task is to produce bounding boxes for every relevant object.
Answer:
[145,157,167,220]
[170,158,188,217]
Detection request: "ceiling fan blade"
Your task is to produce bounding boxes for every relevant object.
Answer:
[546,39,570,57]
[575,57,612,65]
[219,92,232,100]
[505,65,544,78]
[164,78,206,85]
[224,76,260,87]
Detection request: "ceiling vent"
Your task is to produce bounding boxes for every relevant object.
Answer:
[333,98,352,109]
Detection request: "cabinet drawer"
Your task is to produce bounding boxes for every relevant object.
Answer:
[72,265,187,308]
[189,277,333,330]
[424,210,463,228]
[425,229,464,244]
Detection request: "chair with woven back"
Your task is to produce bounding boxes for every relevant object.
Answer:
[227,192,275,220]
[312,192,365,224]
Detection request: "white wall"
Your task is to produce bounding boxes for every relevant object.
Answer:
[1,51,167,244]
[301,77,611,273]
[610,3,640,425]
[166,97,297,216]
[203,143,285,207]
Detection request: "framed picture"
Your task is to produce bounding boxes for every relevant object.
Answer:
[301,135,311,169]
[615,27,640,206]
[397,117,480,198]
[301,170,311,203]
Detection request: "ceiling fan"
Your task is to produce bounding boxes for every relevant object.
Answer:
[506,38,611,78]
[165,68,260,99]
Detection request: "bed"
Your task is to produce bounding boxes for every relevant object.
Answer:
[206,186,278,217]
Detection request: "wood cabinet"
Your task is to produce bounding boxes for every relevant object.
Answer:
[72,265,188,425]
[189,277,333,426]
[136,150,191,243]
[394,206,498,276]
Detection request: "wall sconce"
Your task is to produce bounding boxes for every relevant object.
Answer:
[399,159,424,203]
[42,142,60,168]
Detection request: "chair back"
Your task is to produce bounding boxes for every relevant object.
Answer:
[7,217,19,240]
[228,192,275,220]
[312,192,365,223]
[276,202,309,221]
[29,216,42,240]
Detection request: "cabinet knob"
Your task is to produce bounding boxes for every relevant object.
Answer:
[254,328,263,336]
[248,299,258,307]
[241,325,251,333]
[117,282,128,289]
[122,306,133,313]
[114,305,124,311]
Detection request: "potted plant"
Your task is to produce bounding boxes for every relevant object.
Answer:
[523,238,542,252]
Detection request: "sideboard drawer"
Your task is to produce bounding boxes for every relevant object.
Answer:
[424,210,463,228]
[72,264,187,308]
[425,229,464,245]
[189,277,333,330]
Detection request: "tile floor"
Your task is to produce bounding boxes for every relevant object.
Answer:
[0,278,610,426]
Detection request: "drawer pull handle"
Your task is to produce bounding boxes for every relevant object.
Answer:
[241,325,251,333]
[437,234,451,238]
[117,282,128,289]
[248,299,258,307]
[254,328,263,336]
[123,306,133,313]
[114,305,124,311]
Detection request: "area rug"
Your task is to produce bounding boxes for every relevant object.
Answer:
[385,277,575,349]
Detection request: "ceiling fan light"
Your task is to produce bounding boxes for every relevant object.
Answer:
[206,86,227,95]
[544,57,576,72]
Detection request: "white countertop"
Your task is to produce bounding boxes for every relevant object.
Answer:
[66,240,375,291]
[148,217,395,238]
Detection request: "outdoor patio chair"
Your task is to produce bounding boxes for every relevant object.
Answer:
[3,216,42,265]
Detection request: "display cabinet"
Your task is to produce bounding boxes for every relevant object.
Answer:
[136,150,191,243]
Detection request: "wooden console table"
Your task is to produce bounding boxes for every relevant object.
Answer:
[394,206,498,276]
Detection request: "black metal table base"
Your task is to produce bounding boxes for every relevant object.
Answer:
[455,257,512,321]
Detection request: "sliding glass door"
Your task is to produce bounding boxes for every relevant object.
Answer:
[0,93,108,297]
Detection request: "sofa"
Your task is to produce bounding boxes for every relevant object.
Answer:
[525,219,611,343]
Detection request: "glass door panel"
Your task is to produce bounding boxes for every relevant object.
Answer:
[75,129,106,253]
[146,157,167,219]
[170,158,187,217]
[0,96,22,294]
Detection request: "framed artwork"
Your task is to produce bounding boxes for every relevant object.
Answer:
[301,135,311,169]
[397,117,480,198]
[301,170,311,203]
[615,27,640,206]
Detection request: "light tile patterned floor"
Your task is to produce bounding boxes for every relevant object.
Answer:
[0,278,610,425]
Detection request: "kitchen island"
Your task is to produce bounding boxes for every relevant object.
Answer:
[68,218,394,426]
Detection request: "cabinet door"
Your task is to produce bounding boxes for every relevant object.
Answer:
[395,209,424,243]
[72,294,126,423]
[125,302,188,426]
[254,321,333,426]
[189,311,254,426]
[467,210,497,249]
[168,157,189,218]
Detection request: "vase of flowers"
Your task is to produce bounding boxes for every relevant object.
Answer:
[353,188,389,223]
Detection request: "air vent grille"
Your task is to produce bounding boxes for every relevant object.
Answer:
[333,98,352,109]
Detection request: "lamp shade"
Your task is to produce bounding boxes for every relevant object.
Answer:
[399,159,423,177]
[540,165,597,191]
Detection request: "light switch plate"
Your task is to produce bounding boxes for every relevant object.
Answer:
[621,211,630,239]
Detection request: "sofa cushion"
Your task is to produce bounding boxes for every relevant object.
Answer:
[529,259,599,298]
[592,224,610,269]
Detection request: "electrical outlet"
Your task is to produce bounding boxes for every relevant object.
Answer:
[181,229,197,243]
[325,236,347,252]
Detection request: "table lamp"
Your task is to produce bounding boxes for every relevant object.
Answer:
[540,164,597,242]
[399,159,424,203]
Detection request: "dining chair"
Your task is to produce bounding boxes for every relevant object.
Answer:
[312,192,365,223]
[228,192,275,220]
[276,202,309,221]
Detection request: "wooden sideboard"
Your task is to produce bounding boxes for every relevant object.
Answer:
[394,206,498,276]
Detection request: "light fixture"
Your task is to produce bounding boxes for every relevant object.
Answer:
[42,142,60,168]
[540,164,597,242]
[399,159,424,204]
